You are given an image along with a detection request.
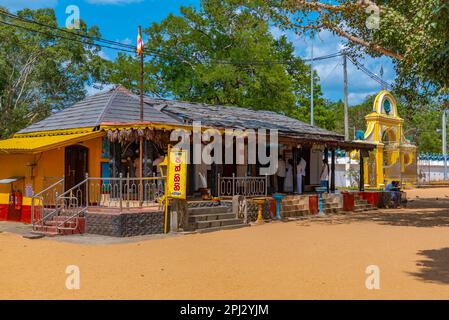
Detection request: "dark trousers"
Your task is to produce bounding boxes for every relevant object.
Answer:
[277,176,285,193]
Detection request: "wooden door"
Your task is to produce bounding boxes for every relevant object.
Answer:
[65,145,88,201]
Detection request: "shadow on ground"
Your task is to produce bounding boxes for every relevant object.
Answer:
[410,248,449,285]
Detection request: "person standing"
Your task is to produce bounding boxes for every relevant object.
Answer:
[319,159,329,192]
[296,156,307,194]
[284,159,294,193]
[276,155,286,193]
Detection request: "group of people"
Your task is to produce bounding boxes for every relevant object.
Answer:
[385,180,401,208]
[276,155,329,194]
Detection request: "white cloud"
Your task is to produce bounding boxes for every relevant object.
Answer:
[0,0,57,10]
[85,0,143,4]
[86,84,114,96]
[270,27,396,105]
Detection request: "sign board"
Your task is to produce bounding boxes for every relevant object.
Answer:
[167,149,187,199]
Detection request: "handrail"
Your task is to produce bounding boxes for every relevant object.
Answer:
[31,177,64,227]
[58,178,87,199]
[56,207,87,230]
[33,177,65,198]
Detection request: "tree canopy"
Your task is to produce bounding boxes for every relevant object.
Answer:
[109,0,334,127]
[0,7,108,138]
[264,0,449,104]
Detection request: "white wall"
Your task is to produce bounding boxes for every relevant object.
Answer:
[333,157,449,187]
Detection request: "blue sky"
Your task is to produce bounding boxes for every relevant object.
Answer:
[0,0,395,105]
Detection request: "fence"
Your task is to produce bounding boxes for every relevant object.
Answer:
[32,174,166,228]
[217,174,268,197]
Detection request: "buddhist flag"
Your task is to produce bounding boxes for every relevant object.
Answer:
[137,27,144,56]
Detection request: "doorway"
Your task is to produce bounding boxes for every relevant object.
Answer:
[65,145,88,192]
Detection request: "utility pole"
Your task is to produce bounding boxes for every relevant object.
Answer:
[443,110,448,180]
[138,25,144,205]
[310,38,314,126]
[343,53,349,141]
[343,52,350,187]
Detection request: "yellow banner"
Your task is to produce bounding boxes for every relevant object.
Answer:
[167,149,187,199]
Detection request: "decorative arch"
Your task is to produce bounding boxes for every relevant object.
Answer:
[373,90,398,117]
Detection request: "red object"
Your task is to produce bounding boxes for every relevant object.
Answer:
[309,195,319,215]
[342,192,355,211]
[0,204,8,221]
[8,192,22,221]
[14,191,22,211]
[360,191,380,207]
[269,198,276,218]
[77,217,86,234]
[20,205,31,224]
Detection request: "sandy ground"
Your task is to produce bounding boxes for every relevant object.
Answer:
[2,188,449,300]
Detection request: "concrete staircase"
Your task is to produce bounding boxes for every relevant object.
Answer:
[32,214,85,237]
[281,195,309,218]
[323,194,343,214]
[187,205,248,233]
[354,195,378,212]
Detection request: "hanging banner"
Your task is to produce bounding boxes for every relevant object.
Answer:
[167,149,187,199]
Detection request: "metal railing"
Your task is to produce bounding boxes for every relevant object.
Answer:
[31,177,65,226]
[217,174,268,197]
[31,174,166,231]
[87,174,165,210]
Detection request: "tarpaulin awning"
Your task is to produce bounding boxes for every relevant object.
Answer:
[0,131,104,154]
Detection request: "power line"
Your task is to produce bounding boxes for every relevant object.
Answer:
[0,8,392,86]
[0,9,172,58]
[347,55,391,89]
[0,9,136,50]
[0,9,345,66]
[0,20,137,54]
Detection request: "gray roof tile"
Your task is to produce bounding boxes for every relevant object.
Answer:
[18,86,344,142]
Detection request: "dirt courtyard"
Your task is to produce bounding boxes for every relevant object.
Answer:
[2,187,449,300]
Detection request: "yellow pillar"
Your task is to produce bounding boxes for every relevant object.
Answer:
[375,144,384,188]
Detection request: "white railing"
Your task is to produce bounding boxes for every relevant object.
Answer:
[31,177,65,226]
[217,174,268,197]
[87,174,165,210]
[31,174,166,231]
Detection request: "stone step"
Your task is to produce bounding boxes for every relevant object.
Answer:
[196,223,250,234]
[194,218,244,229]
[44,220,77,228]
[282,209,309,217]
[325,207,343,214]
[32,225,59,237]
[324,202,340,208]
[188,213,236,222]
[281,204,307,211]
[188,206,229,216]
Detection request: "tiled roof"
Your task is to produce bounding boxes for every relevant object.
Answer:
[18,86,180,134]
[17,85,344,141]
[144,98,344,140]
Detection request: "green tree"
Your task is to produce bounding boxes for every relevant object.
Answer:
[110,0,333,128]
[0,8,108,138]
[264,0,449,103]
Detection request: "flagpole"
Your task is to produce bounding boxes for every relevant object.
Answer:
[138,25,144,206]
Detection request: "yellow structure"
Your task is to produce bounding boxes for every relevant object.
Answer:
[0,129,104,195]
[362,91,417,188]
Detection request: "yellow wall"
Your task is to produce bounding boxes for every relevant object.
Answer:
[0,136,104,195]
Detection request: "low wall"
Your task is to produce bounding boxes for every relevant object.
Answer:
[86,211,165,237]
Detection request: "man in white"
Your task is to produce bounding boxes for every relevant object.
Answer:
[296,156,307,194]
[284,159,294,193]
[276,155,286,193]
